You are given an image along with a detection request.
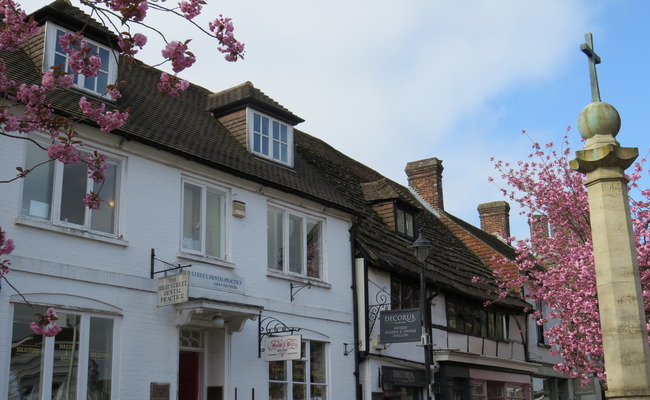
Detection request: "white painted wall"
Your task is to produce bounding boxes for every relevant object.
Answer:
[0,126,356,399]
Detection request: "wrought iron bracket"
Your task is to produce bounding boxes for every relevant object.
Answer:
[258,312,301,358]
[150,248,192,278]
[290,281,311,302]
[343,341,361,356]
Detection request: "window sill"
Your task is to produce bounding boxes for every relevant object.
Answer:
[266,269,331,289]
[16,217,128,246]
[176,251,235,269]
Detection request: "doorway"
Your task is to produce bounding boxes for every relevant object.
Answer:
[179,350,200,400]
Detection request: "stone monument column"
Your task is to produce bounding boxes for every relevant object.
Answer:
[571,33,650,400]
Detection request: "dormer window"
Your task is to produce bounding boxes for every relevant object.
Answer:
[247,109,293,166]
[395,206,415,238]
[44,23,118,97]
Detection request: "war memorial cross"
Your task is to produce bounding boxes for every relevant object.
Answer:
[580,32,602,103]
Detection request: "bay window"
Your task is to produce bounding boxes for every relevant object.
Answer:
[9,304,116,399]
[21,141,121,235]
[182,180,227,259]
[268,206,323,279]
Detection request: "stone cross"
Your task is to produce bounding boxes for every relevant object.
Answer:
[580,32,602,103]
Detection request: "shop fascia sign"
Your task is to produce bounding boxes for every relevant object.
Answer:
[157,271,190,306]
[264,334,302,361]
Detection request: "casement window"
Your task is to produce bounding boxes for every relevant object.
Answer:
[181,180,227,259]
[248,109,293,166]
[268,341,327,400]
[9,303,116,399]
[395,206,415,238]
[446,300,508,340]
[21,141,121,235]
[390,276,420,310]
[268,206,323,279]
[44,23,118,96]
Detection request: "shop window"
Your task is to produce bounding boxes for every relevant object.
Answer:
[44,23,118,97]
[268,341,326,400]
[182,180,227,259]
[9,303,115,399]
[21,141,122,236]
[268,205,323,279]
[248,110,293,166]
[390,276,420,310]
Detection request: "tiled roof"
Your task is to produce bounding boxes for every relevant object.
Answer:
[16,1,528,310]
[208,81,304,125]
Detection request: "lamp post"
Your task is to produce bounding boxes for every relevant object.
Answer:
[411,233,433,400]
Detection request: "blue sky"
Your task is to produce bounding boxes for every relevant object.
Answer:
[26,0,650,240]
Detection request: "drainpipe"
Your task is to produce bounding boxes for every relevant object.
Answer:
[350,219,364,400]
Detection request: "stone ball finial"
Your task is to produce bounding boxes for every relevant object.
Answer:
[577,101,621,139]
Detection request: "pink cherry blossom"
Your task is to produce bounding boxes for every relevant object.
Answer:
[157,72,189,97]
[83,192,103,210]
[87,150,108,183]
[30,308,62,337]
[488,129,650,386]
[161,40,196,73]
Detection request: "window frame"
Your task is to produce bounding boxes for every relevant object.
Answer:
[267,204,325,280]
[394,205,416,239]
[247,108,294,167]
[390,275,420,310]
[446,299,509,341]
[43,22,119,98]
[20,139,124,237]
[268,340,327,400]
[9,303,120,400]
[180,178,229,260]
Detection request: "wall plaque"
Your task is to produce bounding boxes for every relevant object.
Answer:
[150,382,170,400]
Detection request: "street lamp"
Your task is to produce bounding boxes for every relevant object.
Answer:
[410,232,433,400]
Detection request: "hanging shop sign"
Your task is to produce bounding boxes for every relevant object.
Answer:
[157,271,190,306]
[379,308,420,343]
[264,334,302,361]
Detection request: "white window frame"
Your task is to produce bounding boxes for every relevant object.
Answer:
[180,178,229,260]
[9,304,120,400]
[20,139,124,237]
[247,108,294,167]
[267,204,325,280]
[268,340,327,400]
[43,22,119,97]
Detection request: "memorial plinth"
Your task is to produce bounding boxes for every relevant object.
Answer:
[571,100,650,399]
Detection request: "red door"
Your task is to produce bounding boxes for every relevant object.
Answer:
[179,351,200,400]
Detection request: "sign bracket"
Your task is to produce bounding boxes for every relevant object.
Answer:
[151,248,192,279]
[258,311,302,358]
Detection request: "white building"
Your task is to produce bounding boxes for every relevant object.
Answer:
[0,2,357,399]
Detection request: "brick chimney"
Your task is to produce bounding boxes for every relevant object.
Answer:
[405,158,444,210]
[477,201,511,238]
